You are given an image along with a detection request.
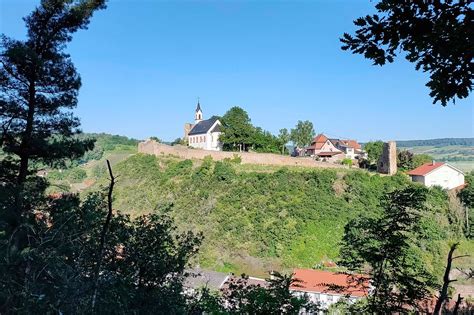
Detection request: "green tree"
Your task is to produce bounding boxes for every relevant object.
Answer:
[252,127,281,153]
[412,153,433,168]
[0,0,103,185]
[459,172,474,238]
[339,186,437,313]
[278,128,290,154]
[0,2,105,311]
[290,120,315,148]
[341,1,473,106]
[364,141,384,166]
[220,107,254,151]
[397,149,414,171]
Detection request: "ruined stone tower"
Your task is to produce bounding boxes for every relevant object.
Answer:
[377,141,397,175]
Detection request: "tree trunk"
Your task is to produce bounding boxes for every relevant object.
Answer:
[17,78,36,186]
[433,243,459,315]
[91,160,115,312]
[452,294,463,315]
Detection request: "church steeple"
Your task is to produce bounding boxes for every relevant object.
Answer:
[195,99,203,123]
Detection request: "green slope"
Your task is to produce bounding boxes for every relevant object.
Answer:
[86,153,473,278]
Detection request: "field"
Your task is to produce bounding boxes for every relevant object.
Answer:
[401,145,474,172]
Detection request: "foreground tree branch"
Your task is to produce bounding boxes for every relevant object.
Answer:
[433,242,460,315]
[91,159,115,311]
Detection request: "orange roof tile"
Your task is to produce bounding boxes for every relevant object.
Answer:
[311,134,329,150]
[290,269,369,297]
[407,162,445,176]
[341,140,361,150]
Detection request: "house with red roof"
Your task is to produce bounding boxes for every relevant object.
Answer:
[305,134,365,162]
[290,269,369,310]
[407,161,465,190]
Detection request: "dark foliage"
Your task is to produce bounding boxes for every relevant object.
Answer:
[341,0,473,105]
[339,186,438,313]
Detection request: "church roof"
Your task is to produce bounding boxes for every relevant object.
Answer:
[188,116,220,135]
[196,101,202,112]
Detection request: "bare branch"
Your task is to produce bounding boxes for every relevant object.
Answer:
[91,159,115,312]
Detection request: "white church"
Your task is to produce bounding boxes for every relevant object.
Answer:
[184,101,223,151]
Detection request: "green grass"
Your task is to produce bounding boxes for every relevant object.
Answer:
[79,153,473,278]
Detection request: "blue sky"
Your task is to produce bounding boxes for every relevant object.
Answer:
[1,0,473,142]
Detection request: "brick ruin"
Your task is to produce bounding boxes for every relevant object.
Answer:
[377,141,397,175]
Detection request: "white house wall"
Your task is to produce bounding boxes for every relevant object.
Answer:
[315,141,340,154]
[423,165,464,190]
[291,290,359,311]
[188,132,222,151]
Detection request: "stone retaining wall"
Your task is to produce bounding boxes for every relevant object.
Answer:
[138,140,344,169]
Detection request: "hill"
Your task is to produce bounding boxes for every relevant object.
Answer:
[397,138,474,147]
[45,133,138,192]
[80,153,473,279]
[396,138,474,172]
[44,133,473,279]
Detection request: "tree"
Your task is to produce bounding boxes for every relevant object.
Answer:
[220,107,254,151]
[412,153,433,168]
[252,127,282,154]
[397,149,415,170]
[341,1,473,106]
[1,1,105,310]
[278,128,290,154]
[1,0,103,185]
[290,120,315,148]
[339,186,437,313]
[364,141,384,166]
[459,172,474,238]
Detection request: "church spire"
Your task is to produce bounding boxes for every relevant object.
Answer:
[196,97,202,113]
[195,98,203,123]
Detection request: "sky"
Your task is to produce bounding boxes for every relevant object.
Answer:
[1,0,473,142]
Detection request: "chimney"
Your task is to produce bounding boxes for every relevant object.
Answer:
[432,160,436,165]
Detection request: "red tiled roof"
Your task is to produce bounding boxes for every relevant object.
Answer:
[290,269,369,297]
[311,134,328,149]
[340,140,361,150]
[407,162,445,176]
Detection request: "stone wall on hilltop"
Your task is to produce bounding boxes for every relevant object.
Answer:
[138,140,344,169]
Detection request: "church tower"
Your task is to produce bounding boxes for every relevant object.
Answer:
[195,100,203,123]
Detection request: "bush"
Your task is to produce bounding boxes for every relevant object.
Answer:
[213,161,235,181]
[342,158,353,167]
[67,168,87,183]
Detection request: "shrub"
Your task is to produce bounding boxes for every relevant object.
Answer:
[342,158,353,167]
[213,161,235,181]
[67,168,87,183]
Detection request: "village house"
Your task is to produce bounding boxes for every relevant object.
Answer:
[184,101,223,151]
[305,134,365,162]
[290,269,369,311]
[407,161,465,190]
[183,268,230,293]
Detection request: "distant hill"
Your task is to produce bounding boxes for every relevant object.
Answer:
[394,138,474,172]
[397,138,474,147]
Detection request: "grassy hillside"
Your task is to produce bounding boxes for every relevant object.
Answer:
[85,153,473,279]
[396,138,474,172]
[46,133,138,193]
